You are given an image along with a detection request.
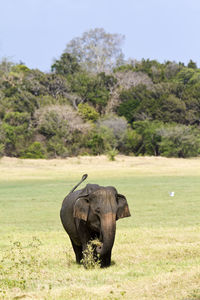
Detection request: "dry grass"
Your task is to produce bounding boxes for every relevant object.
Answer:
[1,155,200,181]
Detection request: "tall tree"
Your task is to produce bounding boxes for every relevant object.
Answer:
[64,28,125,73]
[187,59,197,69]
[51,53,81,76]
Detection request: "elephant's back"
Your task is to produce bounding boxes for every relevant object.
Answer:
[61,190,81,210]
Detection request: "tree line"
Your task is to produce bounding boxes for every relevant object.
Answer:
[0,28,200,158]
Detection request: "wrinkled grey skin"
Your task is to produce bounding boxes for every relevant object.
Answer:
[60,174,131,267]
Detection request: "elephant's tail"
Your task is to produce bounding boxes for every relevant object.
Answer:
[69,174,88,193]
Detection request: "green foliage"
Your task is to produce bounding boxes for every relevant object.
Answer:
[68,72,110,111]
[133,121,200,157]
[0,143,4,157]
[130,121,200,158]
[176,67,196,84]
[84,121,119,155]
[160,94,187,123]
[4,112,30,126]
[113,64,135,73]
[11,64,30,73]
[1,92,38,115]
[164,61,183,80]
[158,124,200,158]
[122,128,142,155]
[1,52,200,158]
[133,120,163,156]
[0,122,31,157]
[46,136,69,158]
[187,59,197,69]
[107,148,119,161]
[37,95,70,107]
[134,59,165,83]
[33,104,90,157]
[21,142,46,159]
[78,103,99,122]
[86,131,105,155]
[118,85,156,123]
[51,52,81,76]
[97,125,117,150]
[97,72,117,89]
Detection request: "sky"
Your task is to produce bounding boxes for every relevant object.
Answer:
[0,0,200,72]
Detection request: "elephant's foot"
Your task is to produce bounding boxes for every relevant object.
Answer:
[100,253,111,268]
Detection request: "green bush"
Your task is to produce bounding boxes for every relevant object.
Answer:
[0,143,4,157]
[46,136,68,158]
[68,72,110,112]
[160,94,186,123]
[133,120,163,156]
[81,240,101,269]
[51,52,81,76]
[107,148,119,161]
[86,132,105,155]
[78,103,99,122]
[158,124,200,158]
[98,125,117,150]
[21,142,46,159]
[4,112,30,126]
[1,122,32,157]
[117,85,156,123]
[123,128,142,155]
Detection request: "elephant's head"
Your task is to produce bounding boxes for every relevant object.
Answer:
[73,186,131,257]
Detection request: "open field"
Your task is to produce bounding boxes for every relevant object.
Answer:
[0,156,200,299]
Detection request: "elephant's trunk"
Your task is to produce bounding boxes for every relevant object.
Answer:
[97,212,116,256]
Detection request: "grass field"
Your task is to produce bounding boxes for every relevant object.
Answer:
[0,155,200,299]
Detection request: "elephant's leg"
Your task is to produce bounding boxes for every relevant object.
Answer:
[75,219,91,250]
[100,250,112,267]
[70,239,83,263]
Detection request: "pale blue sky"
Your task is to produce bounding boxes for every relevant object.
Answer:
[0,0,200,71]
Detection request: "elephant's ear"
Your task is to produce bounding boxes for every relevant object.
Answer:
[116,194,131,220]
[73,197,89,221]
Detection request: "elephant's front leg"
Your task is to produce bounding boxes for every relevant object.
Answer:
[75,219,91,253]
[70,238,83,264]
[100,250,112,267]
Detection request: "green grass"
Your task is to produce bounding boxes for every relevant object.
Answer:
[0,156,200,299]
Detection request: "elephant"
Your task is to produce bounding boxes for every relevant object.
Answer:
[60,174,131,267]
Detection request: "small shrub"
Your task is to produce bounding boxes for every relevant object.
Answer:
[107,148,119,161]
[78,103,100,122]
[0,237,42,295]
[82,240,101,269]
[21,142,46,159]
[86,132,105,155]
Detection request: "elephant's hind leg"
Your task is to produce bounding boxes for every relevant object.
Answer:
[70,239,83,263]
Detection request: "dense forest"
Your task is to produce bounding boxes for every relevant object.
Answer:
[1,28,200,159]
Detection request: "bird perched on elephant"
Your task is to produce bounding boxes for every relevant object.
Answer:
[60,174,131,267]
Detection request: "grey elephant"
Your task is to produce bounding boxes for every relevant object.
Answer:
[60,174,131,267]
